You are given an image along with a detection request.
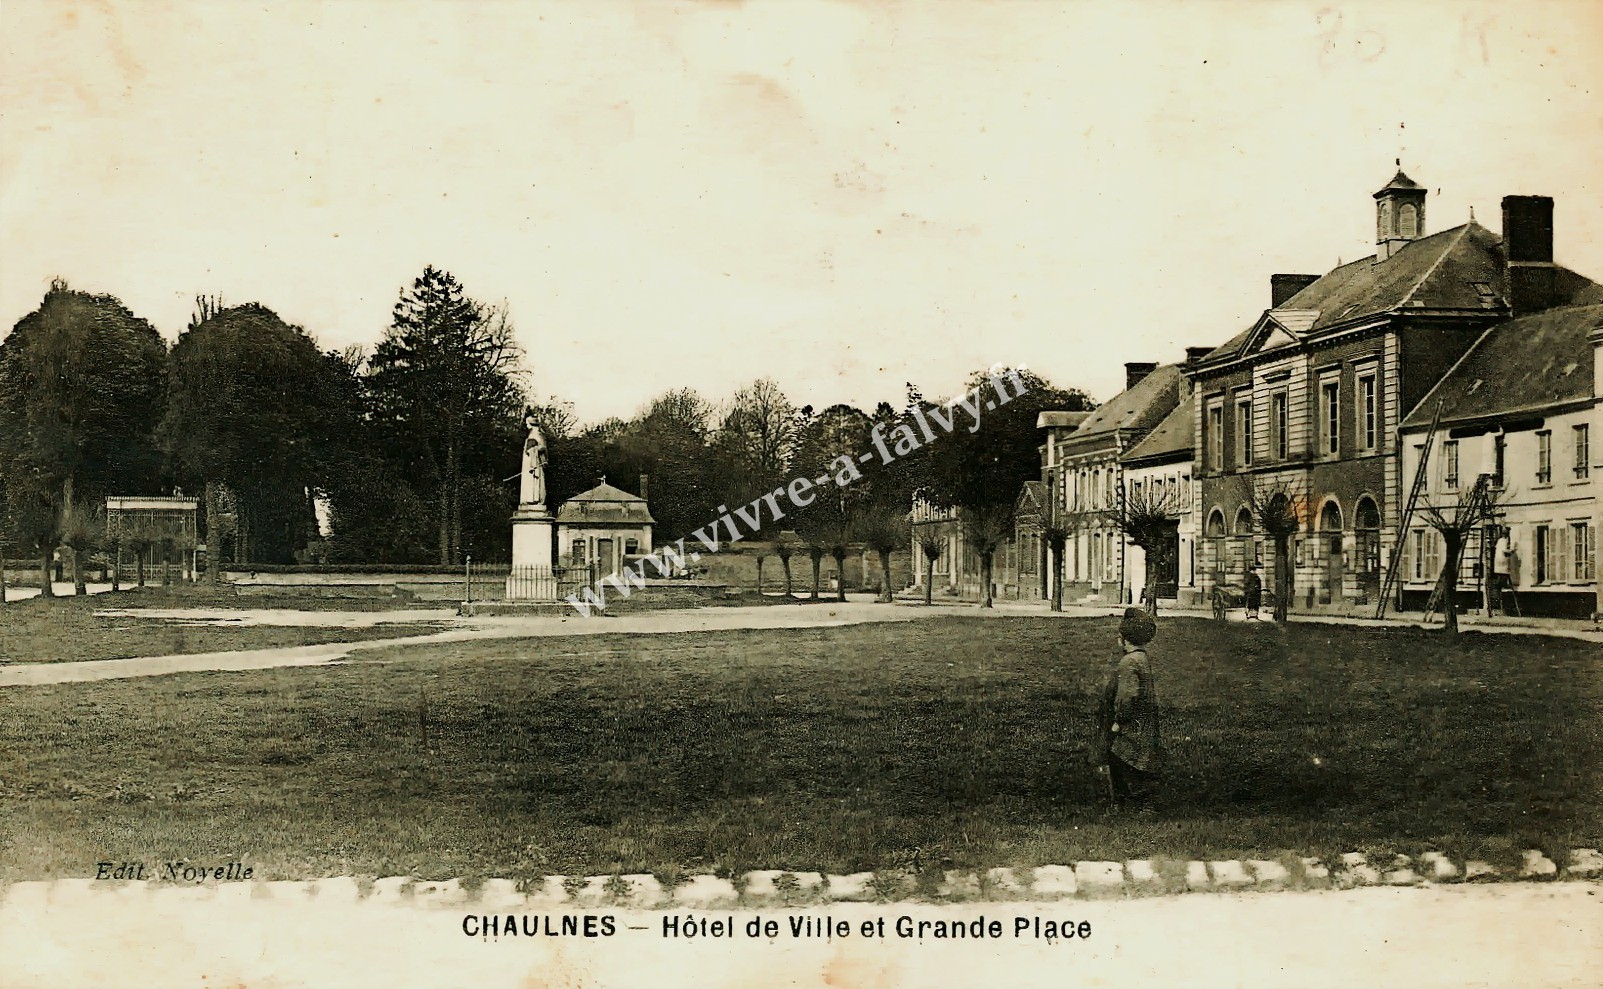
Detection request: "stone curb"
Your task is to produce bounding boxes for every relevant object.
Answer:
[6,849,1597,910]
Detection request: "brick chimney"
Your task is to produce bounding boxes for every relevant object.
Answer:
[1271,274,1320,308]
[638,473,649,502]
[1185,345,1214,365]
[1125,362,1158,390]
[1503,195,1559,317]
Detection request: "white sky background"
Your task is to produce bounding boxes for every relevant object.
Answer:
[2,0,1600,424]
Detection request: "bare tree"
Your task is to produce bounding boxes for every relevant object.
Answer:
[1107,481,1180,616]
[1418,477,1499,636]
[1238,477,1307,623]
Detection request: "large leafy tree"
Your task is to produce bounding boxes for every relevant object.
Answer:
[713,377,804,510]
[365,268,525,565]
[0,280,167,593]
[162,302,354,566]
[919,368,1094,607]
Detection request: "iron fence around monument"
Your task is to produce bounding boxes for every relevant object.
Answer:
[464,563,595,602]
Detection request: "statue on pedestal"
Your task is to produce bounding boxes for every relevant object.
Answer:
[521,415,548,508]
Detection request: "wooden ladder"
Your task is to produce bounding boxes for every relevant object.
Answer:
[1376,400,1443,620]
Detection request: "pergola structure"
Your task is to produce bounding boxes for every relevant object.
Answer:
[104,495,201,582]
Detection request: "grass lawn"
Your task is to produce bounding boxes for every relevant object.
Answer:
[0,592,441,665]
[1,615,1598,885]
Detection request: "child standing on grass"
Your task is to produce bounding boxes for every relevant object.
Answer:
[1095,607,1162,807]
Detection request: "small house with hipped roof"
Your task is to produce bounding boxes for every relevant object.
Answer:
[556,478,654,579]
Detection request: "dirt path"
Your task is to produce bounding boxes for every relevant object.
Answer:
[0,601,947,687]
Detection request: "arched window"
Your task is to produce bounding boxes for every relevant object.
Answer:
[1398,203,1418,238]
[1319,499,1344,532]
[1234,506,1255,535]
[1355,497,1380,531]
[1206,508,1227,537]
[1355,496,1381,577]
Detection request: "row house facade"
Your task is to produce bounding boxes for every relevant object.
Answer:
[1118,397,1201,606]
[907,487,1046,602]
[1398,294,1603,618]
[1185,175,1597,612]
[1040,363,1184,604]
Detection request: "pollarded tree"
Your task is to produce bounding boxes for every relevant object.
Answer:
[59,495,103,595]
[0,281,168,587]
[1238,477,1307,624]
[1107,480,1181,616]
[1418,476,1500,636]
[853,501,909,602]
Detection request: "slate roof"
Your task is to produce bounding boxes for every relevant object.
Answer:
[1121,398,1194,466]
[1037,410,1092,429]
[556,481,655,525]
[1401,302,1603,429]
[1374,169,1424,194]
[1195,221,1602,364]
[1063,364,1184,441]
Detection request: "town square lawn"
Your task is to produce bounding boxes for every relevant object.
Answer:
[1,615,1598,884]
[0,591,441,666]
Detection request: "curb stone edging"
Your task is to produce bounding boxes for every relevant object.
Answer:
[5,850,1598,911]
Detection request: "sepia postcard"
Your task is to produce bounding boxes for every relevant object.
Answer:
[1,1,1600,986]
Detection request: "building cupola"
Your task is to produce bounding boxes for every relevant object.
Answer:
[1374,163,1427,261]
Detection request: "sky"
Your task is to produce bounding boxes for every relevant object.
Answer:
[2,0,1601,425]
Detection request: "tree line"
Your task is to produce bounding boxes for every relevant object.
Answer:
[0,269,1094,598]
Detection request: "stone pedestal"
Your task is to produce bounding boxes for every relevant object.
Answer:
[507,504,556,600]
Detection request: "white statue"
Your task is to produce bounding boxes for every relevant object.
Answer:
[521,416,548,507]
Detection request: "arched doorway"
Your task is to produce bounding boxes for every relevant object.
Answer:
[1319,499,1344,605]
[1205,508,1227,591]
[1354,497,1381,602]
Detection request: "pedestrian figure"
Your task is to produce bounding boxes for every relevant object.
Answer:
[1095,607,1162,807]
[1244,565,1263,620]
[1492,527,1519,617]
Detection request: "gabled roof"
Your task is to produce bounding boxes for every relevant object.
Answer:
[1017,480,1046,510]
[1037,410,1092,429]
[1064,364,1183,442]
[1401,302,1603,429]
[1121,398,1194,466]
[556,481,655,525]
[1197,221,1549,364]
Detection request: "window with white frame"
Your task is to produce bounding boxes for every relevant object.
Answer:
[1443,440,1459,490]
[1358,373,1378,451]
[1235,398,1253,467]
[1576,424,1591,480]
[1271,391,1289,460]
[1412,529,1426,580]
[1536,430,1552,485]
[1320,378,1340,456]
[1207,401,1224,470]
[1571,521,1594,582]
